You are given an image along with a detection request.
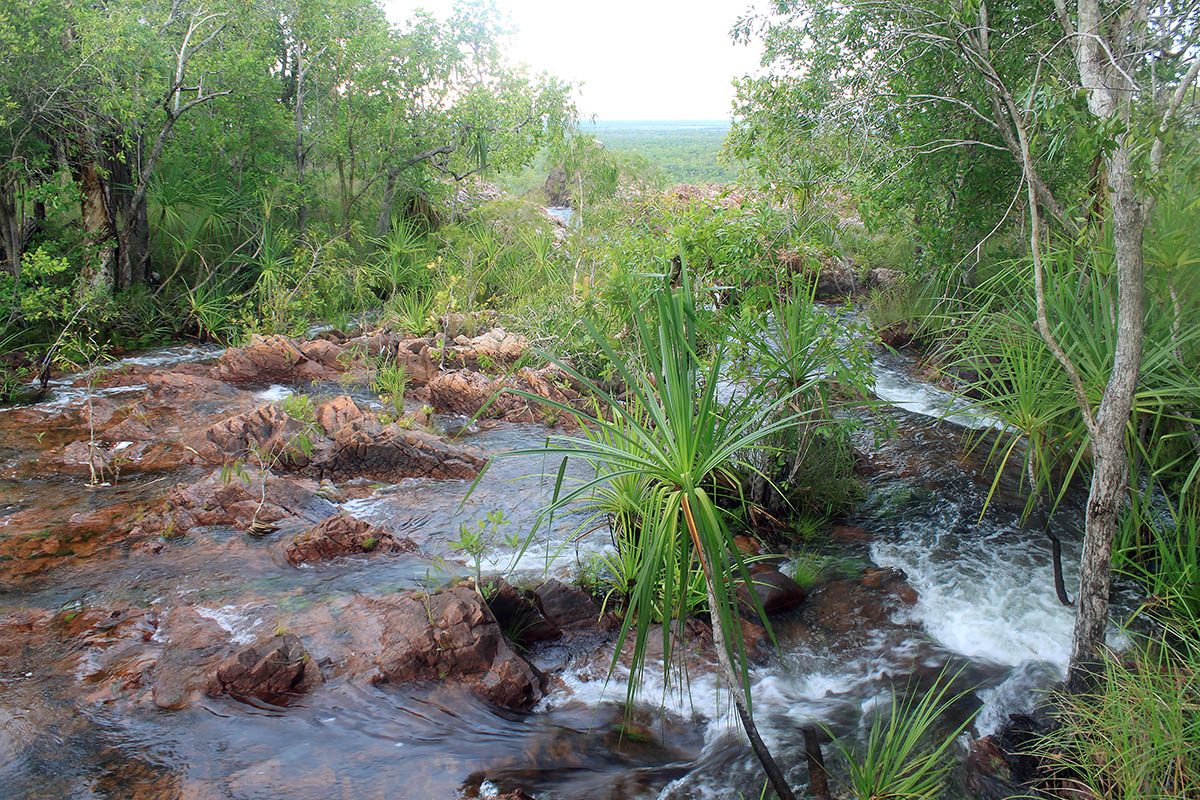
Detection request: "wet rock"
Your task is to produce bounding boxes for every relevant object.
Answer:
[184,403,305,465]
[212,334,340,383]
[0,609,54,671]
[303,417,484,481]
[861,567,918,605]
[484,579,562,646]
[314,395,362,433]
[134,468,336,538]
[283,513,416,566]
[736,568,806,616]
[533,579,603,630]
[879,321,914,349]
[429,366,583,427]
[344,586,543,709]
[151,607,232,710]
[832,524,873,543]
[143,371,248,407]
[206,633,322,703]
[806,579,891,634]
[965,735,1023,800]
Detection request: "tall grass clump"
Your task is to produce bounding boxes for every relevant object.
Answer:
[826,669,977,800]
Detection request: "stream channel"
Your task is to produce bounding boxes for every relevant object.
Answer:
[0,323,1123,800]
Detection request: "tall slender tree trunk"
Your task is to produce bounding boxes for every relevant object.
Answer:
[0,182,22,278]
[295,50,308,232]
[376,169,397,237]
[1067,148,1145,691]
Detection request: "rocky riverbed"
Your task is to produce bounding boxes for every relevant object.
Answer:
[0,321,1099,799]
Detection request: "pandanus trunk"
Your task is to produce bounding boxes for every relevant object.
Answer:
[682,494,797,800]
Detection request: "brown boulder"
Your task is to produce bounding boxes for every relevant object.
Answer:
[484,579,562,646]
[183,403,304,465]
[151,607,232,710]
[394,338,438,386]
[737,568,807,616]
[346,587,543,709]
[533,579,602,630]
[879,322,914,349]
[429,366,583,427]
[206,633,323,704]
[314,395,362,434]
[303,417,484,481]
[298,339,344,370]
[445,328,529,371]
[284,513,416,566]
[212,334,340,383]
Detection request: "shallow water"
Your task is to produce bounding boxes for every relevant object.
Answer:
[0,336,1124,799]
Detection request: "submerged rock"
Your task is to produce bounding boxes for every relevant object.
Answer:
[283,513,416,566]
[134,467,337,538]
[206,633,323,704]
[151,607,233,710]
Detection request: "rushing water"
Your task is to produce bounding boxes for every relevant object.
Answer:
[0,334,1122,799]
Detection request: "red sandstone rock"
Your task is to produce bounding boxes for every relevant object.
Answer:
[314,395,362,433]
[302,417,484,481]
[429,366,584,427]
[133,468,336,538]
[183,403,304,465]
[151,607,232,710]
[212,334,341,383]
[283,513,416,566]
[206,633,323,703]
[341,586,543,710]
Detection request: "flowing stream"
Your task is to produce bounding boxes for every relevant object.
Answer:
[0,332,1126,800]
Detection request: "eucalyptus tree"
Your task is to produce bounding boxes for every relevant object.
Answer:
[735,0,1200,688]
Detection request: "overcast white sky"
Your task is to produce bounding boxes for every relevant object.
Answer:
[382,0,764,120]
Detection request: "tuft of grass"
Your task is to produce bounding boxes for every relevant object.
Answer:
[827,668,977,800]
[372,362,408,417]
[1032,645,1199,799]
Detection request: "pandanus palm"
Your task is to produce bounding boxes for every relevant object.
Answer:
[480,275,816,800]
